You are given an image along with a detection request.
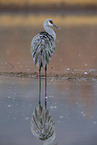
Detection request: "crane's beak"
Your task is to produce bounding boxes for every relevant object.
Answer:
[53,24,61,30]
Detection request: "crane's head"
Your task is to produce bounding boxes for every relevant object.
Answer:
[44,19,61,30]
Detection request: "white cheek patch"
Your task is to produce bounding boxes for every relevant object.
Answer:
[48,21,53,26]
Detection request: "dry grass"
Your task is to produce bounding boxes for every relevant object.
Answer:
[0,0,97,6]
[0,14,97,27]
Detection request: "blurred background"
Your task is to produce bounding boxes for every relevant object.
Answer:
[1,1,97,145]
[0,0,97,76]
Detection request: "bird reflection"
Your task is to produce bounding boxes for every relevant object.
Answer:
[30,74,55,145]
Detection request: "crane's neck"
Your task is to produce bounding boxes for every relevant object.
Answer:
[44,26,56,40]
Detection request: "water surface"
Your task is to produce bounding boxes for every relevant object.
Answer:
[0,76,97,145]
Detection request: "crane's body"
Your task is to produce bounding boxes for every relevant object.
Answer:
[31,31,55,68]
[31,19,60,68]
[31,19,60,101]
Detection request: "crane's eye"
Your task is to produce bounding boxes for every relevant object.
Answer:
[49,20,53,24]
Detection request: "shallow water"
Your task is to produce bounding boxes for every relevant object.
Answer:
[0,76,97,145]
[0,13,97,145]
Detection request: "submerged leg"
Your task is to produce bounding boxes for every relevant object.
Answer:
[45,64,47,109]
[39,66,41,106]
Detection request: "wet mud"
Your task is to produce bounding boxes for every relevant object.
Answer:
[0,72,97,81]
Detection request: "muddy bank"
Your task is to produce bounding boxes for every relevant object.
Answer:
[0,72,97,81]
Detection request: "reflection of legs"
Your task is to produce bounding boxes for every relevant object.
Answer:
[39,66,41,106]
[45,64,47,109]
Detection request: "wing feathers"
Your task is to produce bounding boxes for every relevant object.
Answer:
[31,32,55,68]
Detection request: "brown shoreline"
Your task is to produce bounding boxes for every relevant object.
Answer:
[0,72,97,81]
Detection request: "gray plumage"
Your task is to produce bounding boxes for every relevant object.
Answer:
[31,32,55,68]
[31,19,60,68]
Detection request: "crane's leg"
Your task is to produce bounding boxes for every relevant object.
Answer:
[45,64,47,109]
[39,66,41,106]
